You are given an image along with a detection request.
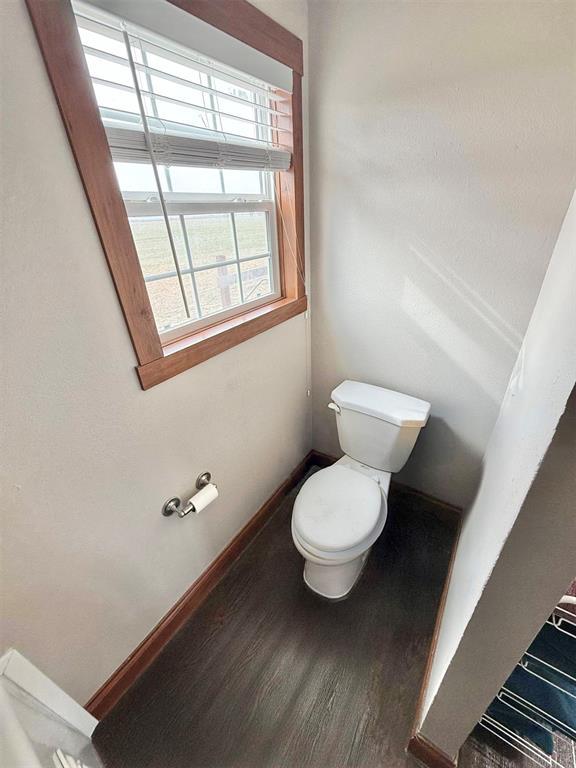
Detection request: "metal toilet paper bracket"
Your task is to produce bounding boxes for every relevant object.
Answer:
[162,472,214,518]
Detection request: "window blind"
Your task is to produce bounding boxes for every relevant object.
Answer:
[73,1,293,173]
[104,127,291,172]
[76,0,293,91]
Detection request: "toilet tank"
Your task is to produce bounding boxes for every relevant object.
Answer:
[331,381,431,473]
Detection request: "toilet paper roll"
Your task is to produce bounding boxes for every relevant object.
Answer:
[191,483,218,514]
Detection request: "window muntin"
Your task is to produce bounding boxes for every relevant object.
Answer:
[117,162,280,340]
[73,2,288,341]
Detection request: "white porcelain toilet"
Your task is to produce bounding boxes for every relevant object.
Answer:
[292,380,431,600]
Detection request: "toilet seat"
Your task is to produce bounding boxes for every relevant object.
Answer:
[293,466,384,554]
[292,524,379,564]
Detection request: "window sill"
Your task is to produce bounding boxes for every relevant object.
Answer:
[136,295,308,389]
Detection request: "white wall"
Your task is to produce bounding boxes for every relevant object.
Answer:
[0,0,309,704]
[308,0,576,507]
[420,191,576,756]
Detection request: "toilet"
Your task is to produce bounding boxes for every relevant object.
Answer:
[292,380,431,600]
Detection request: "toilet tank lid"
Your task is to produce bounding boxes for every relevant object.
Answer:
[331,381,431,427]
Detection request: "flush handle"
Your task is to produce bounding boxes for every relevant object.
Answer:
[328,402,341,414]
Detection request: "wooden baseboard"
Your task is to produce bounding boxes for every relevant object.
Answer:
[391,480,461,529]
[308,448,339,468]
[407,500,464,765]
[85,450,316,719]
[408,732,458,768]
[86,448,462,723]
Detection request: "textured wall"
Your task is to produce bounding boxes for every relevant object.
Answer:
[308,0,576,506]
[419,192,576,755]
[0,0,310,703]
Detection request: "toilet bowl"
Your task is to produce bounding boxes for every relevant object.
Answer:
[292,457,391,599]
[292,380,430,600]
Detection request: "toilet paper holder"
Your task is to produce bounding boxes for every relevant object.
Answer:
[162,472,214,518]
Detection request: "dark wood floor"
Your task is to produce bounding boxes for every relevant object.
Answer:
[93,474,460,768]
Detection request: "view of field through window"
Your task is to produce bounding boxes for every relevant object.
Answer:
[128,210,274,332]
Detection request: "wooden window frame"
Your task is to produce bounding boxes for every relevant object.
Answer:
[25,0,306,390]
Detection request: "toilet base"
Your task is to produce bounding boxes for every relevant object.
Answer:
[303,548,371,601]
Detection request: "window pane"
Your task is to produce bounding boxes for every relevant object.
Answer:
[85,54,132,87]
[211,76,253,103]
[218,95,256,121]
[115,162,157,193]
[182,274,200,320]
[195,265,241,317]
[148,74,206,108]
[240,257,272,301]
[130,217,173,277]
[116,163,224,196]
[78,27,127,59]
[144,50,203,87]
[161,167,222,194]
[93,82,139,113]
[235,212,268,258]
[154,100,212,130]
[219,115,257,141]
[222,170,263,195]
[169,217,190,271]
[145,276,189,332]
[184,214,235,268]
[129,216,188,276]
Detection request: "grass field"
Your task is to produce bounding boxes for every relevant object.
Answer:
[130,212,272,331]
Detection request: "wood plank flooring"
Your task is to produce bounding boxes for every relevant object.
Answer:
[93,475,459,768]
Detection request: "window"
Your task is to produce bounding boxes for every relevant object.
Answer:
[25,0,305,387]
[75,4,290,342]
